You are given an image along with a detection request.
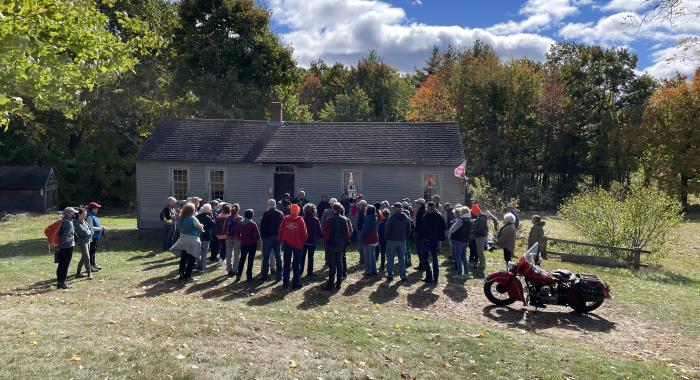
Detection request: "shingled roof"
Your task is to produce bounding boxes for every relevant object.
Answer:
[137,118,464,165]
[0,167,54,190]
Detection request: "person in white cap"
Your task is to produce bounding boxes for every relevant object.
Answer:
[56,207,78,289]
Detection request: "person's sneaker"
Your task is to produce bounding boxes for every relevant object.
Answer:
[93,265,102,270]
[75,273,85,278]
[208,257,218,262]
[91,266,101,272]
[87,275,93,280]
[335,282,341,290]
[227,271,235,277]
[399,277,407,282]
[235,275,241,283]
[57,283,70,289]
[386,276,394,282]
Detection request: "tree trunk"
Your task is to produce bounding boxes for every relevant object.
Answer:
[680,174,689,209]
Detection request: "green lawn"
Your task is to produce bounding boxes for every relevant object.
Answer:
[0,212,697,379]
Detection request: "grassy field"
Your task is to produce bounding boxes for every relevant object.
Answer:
[0,212,698,379]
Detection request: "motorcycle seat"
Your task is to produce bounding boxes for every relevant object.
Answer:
[552,269,573,281]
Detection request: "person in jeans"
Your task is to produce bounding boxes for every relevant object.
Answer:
[471,204,489,271]
[377,208,389,271]
[419,201,446,284]
[360,205,379,276]
[278,204,307,289]
[170,203,203,283]
[74,207,94,280]
[160,197,177,251]
[301,203,322,277]
[260,199,284,281]
[86,202,106,272]
[56,207,78,289]
[224,204,243,277]
[449,207,473,279]
[236,209,260,282]
[322,203,350,290]
[384,203,412,281]
[195,204,216,271]
[213,203,231,262]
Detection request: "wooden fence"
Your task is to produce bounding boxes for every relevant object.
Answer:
[542,237,651,269]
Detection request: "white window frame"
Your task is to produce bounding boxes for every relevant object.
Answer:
[170,167,190,201]
[207,168,226,201]
[341,169,362,198]
[420,171,442,200]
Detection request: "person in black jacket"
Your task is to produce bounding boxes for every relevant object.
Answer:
[260,199,284,281]
[418,201,446,284]
[413,198,427,270]
[317,195,331,221]
[196,204,217,272]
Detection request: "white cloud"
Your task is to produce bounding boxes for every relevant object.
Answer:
[559,12,639,43]
[642,42,700,78]
[268,0,555,72]
[487,0,579,34]
[599,0,647,12]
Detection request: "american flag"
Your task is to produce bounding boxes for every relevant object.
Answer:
[454,160,466,179]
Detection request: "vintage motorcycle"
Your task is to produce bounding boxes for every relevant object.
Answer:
[483,243,612,313]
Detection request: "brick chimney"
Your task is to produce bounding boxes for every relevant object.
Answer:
[270,102,283,124]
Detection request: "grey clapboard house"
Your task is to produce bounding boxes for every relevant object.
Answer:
[136,103,465,229]
[0,166,58,213]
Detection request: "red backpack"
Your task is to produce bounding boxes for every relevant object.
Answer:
[44,220,62,253]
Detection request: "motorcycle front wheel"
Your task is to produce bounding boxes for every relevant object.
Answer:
[570,298,604,313]
[484,280,515,306]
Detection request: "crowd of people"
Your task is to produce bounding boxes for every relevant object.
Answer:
[161,191,547,291]
[54,202,106,289]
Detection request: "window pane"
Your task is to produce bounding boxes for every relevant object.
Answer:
[173,169,188,200]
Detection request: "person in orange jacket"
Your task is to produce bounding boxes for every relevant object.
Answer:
[278,204,308,289]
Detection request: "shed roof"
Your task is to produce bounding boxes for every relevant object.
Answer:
[137,118,464,166]
[0,167,54,190]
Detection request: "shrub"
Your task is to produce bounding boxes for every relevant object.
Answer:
[558,180,683,262]
[467,177,516,212]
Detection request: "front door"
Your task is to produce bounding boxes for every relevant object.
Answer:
[273,165,295,200]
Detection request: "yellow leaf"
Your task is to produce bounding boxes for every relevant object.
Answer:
[375,304,381,309]
[70,354,81,363]
[29,340,38,347]
[394,323,401,330]
[479,330,486,338]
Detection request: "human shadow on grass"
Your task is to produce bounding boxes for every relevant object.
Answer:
[368,278,402,305]
[342,272,383,297]
[296,283,334,310]
[406,282,440,309]
[0,238,49,258]
[0,278,57,296]
[442,283,469,303]
[482,305,616,333]
[141,260,179,272]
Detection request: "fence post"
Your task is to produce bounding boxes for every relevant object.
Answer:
[632,247,641,270]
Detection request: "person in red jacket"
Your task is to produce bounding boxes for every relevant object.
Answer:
[278,204,308,289]
[236,209,260,282]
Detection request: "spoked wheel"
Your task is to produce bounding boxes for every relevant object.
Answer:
[570,298,604,313]
[484,280,515,306]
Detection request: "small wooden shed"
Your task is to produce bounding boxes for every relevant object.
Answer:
[0,166,58,213]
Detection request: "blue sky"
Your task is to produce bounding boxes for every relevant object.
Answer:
[264,0,700,78]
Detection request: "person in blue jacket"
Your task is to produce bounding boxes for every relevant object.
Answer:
[86,202,106,272]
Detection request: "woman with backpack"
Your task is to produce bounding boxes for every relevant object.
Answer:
[74,207,95,280]
[196,204,217,272]
[170,203,204,282]
[56,207,78,289]
[224,204,243,277]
